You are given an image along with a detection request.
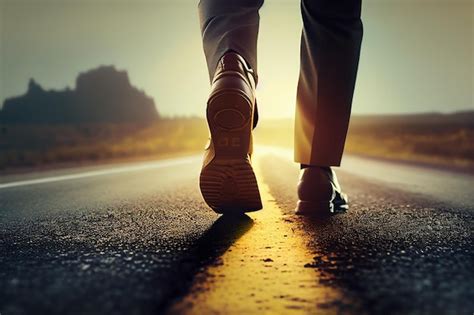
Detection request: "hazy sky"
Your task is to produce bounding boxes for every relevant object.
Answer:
[1,0,473,118]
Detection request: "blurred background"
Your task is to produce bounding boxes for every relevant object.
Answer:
[0,0,473,171]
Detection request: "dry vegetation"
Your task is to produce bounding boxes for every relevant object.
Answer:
[345,123,474,170]
[0,118,208,170]
[1,112,473,173]
[254,112,474,172]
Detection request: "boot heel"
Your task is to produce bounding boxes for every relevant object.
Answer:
[200,159,262,214]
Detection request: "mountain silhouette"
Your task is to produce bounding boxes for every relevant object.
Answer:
[0,66,159,124]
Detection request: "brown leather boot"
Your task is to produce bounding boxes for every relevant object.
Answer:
[295,166,348,215]
[199,52,262,214]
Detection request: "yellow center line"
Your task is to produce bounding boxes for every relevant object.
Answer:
[168,156,342,314]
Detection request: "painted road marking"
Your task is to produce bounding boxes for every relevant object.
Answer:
[168,156,346,314]
[0,155,201,189]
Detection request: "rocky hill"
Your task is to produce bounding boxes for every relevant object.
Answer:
[0,66,159,124]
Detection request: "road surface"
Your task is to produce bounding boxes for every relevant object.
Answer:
[0,147,473,315]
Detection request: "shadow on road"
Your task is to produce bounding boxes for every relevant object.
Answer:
[189,213,254,265]
[0,195,254,315]
[163,214,254,310]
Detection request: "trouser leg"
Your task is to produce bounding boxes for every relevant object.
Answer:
[295,0,363,166]
[198,0,264,83]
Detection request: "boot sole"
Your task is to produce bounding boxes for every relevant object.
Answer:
[200,91,262,214]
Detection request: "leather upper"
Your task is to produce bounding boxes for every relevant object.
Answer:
[209,52,256,105]
[297,167,343,202]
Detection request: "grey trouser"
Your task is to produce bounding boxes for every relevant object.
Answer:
[199,0,363,166]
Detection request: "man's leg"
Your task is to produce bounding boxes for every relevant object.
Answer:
[294,0,363,215]
[294,0,363,166]
[198,0,264,214]
[199,0,264,83]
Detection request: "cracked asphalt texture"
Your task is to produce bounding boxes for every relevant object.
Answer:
[1,152,473,315]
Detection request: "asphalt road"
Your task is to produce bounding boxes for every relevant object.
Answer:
[0,147,473,315]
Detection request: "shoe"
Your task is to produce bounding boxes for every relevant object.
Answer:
[199,52,262,214]
[295,166,348,215]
